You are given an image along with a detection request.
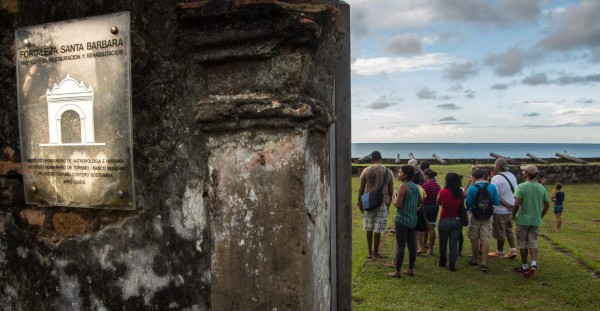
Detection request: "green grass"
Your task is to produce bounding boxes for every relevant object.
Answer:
[351,163,600,310]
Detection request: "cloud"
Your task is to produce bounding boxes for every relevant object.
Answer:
[366,101,395,110]
[523,122,600,129]
[491,83,510,90]
[576,98,594,104]
[522,72,600,86]
[431,0,545,26]
[416,87,437,99]
[465,89,476,98]
[423,30,454,45]
[560,110,577,115]
[557,74,600,85]
[439,116,457,122]
[484,46,541,76]
[538,0,600,51]
[437,103,463,110]
[365,96,402,110]
[352,54,455,76]
[522,73,549,85]
[448,84,463,92]
[444,61,479,81]
[350,4,370,38]
[384,34,423,55]
[592,48,600,63]
[522,112,540,117]
[407,123,467,137]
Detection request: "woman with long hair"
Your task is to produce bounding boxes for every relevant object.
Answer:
[388,165,421,278]
[435,173,465,271]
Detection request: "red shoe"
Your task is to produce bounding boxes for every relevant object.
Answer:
[488,251,504,258]
[524,265,537,278]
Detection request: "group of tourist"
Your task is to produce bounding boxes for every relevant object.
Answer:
[357,151,562,279]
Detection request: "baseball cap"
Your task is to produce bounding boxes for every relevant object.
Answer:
[495,158,509,170]
[520,164,538,175]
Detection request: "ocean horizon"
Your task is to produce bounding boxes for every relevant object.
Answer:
[351,143,600,160]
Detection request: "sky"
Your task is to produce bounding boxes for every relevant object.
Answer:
[348,0,600,143]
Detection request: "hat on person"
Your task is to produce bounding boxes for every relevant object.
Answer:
[520,164,538,175]
[495,158,509,170]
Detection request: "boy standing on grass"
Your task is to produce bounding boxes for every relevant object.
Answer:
[512,164,550,278]
[551,183,565,230]
[465,169,500,273]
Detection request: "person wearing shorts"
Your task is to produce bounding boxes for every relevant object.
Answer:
[358,151,394,260]
[489,158,519,259]
[551,183,565,230]
[465,169,499,272]
[512,164,550,278]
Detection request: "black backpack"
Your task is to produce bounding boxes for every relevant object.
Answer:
[472,183,494,220]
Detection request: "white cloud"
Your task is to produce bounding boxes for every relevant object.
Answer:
[408,123,467,137]
[487,114,513,119]
[351,54,455,76]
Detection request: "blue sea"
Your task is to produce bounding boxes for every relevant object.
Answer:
[352,143,600,160]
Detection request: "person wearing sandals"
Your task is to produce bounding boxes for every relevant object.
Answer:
[388,165,421,278]
[465,169,500,272]
[435,173,464,272]
[422,169,441,256]
[489,158,519,259]
[358,151,394,260]
[512,164,550,278]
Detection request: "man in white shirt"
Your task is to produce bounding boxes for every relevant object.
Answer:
[488,158,518,259]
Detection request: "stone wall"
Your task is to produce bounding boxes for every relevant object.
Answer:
[1,1,346,310]
[352,164,600,184]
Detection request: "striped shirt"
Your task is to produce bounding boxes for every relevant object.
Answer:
[396,182,419,228]
[422,180,441,206]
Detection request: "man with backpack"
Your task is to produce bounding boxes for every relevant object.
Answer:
[512,164,550,278]
[358,151,394,260]
[489,158,519,259]
[465,169,500,272]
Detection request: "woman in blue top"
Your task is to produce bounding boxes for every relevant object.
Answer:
[551,183,565,230]
[388,165,421,278]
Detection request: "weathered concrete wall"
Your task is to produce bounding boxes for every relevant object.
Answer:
[1,0,344,310]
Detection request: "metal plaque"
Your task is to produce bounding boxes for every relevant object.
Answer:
[15,12,134,209]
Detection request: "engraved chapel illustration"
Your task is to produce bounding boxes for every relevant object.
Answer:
[41,75,105,146]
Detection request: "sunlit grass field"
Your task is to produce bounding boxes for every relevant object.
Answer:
[351,163,600,310]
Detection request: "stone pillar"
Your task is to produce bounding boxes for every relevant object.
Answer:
[178,2,342,309]
[1,1,347,310]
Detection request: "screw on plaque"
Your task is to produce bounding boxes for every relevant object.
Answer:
[111,26,119,35]
[23,39,30,46]
[118,190,127,198]
[30,186,37,193]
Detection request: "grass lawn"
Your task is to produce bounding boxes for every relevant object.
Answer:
[351,163,600,310]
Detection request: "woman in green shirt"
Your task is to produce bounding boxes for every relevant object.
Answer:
[388,165,421,278]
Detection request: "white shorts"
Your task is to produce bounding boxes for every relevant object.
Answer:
[363,204,389,233]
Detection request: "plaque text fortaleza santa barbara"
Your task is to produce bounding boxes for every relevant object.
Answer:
[16,12,135,209]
